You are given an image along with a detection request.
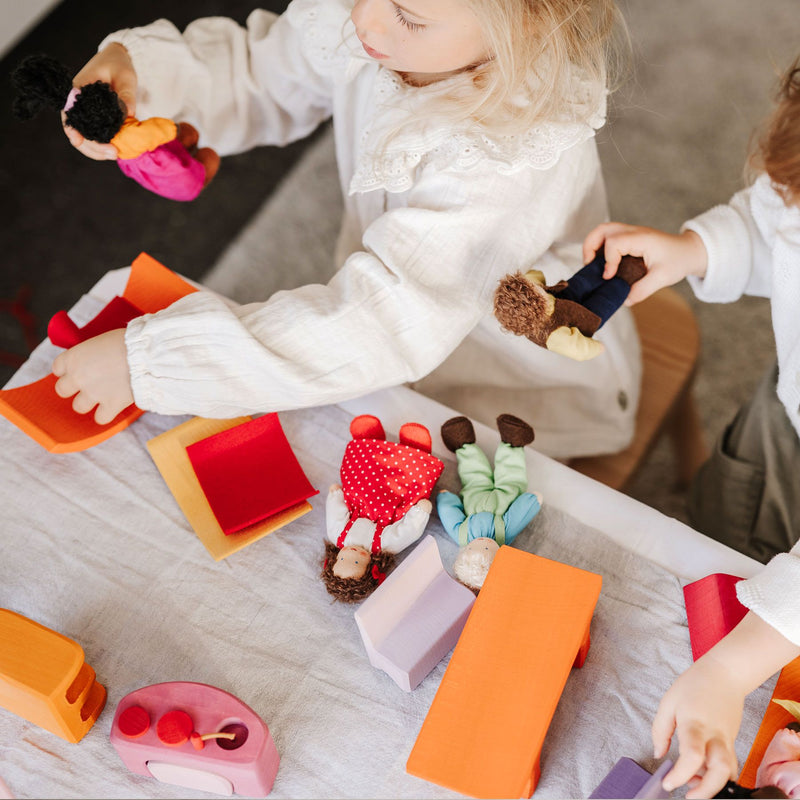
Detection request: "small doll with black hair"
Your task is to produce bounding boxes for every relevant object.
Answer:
[11,54,219,201]
[322,414,444,604]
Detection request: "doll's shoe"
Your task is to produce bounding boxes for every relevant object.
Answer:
[616,255,647,285]
[350,414,385,440]
[496,414,534,447]
[399,422,432,453]
[546,325,605,361]
[440,416,476,452]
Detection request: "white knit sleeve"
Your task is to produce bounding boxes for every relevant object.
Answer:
[736,544,800,646]
[683,175,777,303]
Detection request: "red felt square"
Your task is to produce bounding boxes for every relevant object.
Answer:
[185,413,318,536]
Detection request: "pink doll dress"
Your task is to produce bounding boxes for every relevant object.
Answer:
[112,117,205,202]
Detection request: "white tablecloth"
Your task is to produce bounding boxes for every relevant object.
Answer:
[0,271,770,799]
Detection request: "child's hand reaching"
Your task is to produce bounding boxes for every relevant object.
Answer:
[52,329,134,425]
[62,42,137,160]
[652,612,800,799]
[652,652,743,799]
[582,223,709,306]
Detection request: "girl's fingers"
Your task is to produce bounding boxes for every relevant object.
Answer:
[582,222,636,264]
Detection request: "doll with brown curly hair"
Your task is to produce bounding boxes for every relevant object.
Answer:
[321,414,443,603]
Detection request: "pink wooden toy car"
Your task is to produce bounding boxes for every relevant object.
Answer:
[109,681,279,796]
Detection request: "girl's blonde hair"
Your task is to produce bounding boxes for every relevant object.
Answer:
[399,0,628,139]
[750,56,800,206]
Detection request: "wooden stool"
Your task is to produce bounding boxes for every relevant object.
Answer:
[569,287,708,491]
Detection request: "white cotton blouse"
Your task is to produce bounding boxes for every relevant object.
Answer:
[101,0,641,459]
[684,174,800,645]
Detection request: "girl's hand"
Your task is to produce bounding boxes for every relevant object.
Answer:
[652,653,744,799]
[62,43,137,160]
[582,223,709,306]
[52,329,135,425]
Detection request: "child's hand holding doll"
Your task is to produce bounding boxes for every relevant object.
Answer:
[61,43,138,160]
[582,223,709,307]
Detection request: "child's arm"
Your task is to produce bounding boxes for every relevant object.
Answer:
[653,611,800,799]
[582,223,709,306]
[65,6,343,160]
[61,42,138,160]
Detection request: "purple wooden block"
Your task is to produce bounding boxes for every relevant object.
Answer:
[590,758,673,799]
[355,536,476,692]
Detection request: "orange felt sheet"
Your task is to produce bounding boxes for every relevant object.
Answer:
[0,253,196,453]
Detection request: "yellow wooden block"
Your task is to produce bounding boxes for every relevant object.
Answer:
[146,416,312,561]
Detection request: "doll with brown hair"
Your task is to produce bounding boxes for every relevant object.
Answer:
[321,414,444,603]
[493,251,646,361]
[11,54,219,201]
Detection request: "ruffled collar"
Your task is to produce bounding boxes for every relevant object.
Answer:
[289,0,606,195]
[349,68,606,194]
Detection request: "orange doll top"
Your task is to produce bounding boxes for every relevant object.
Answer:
[111,116,177,160]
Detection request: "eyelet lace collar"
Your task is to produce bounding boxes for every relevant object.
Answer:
[289,0,606,195]
[349,69,606,194]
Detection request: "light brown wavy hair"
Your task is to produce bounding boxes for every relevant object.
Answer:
[388,0,629,142]
[749,56,800,207]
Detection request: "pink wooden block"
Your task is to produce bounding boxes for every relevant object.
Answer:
[109,681,279,797]
[683,573,746,661]
[354,536,476,692]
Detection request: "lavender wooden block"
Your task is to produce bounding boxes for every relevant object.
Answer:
[590,757,673,799]
[354,536,476,692]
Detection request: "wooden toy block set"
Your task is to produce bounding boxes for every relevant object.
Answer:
[0,254,792,799]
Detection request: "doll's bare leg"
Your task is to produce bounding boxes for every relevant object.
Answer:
[176,122,199,151]
[196,148,220,187]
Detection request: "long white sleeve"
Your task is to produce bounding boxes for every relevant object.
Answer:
[683,174,782,302]
[105,0,640,458]
[99,1,349,154]
[125,153,585,417]
[737,539,800,646]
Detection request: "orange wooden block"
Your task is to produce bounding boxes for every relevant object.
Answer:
[0,252,196,453]
[0,609,106,743]
[739,656,800,788]
[406,546,602,798]
[146,416,313,561]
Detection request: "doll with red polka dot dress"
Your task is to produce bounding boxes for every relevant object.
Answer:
[321,414,444,603]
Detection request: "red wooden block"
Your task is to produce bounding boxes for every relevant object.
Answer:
[683,573,746,661]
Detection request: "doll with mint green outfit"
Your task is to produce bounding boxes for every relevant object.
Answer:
[436,414,542,590]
